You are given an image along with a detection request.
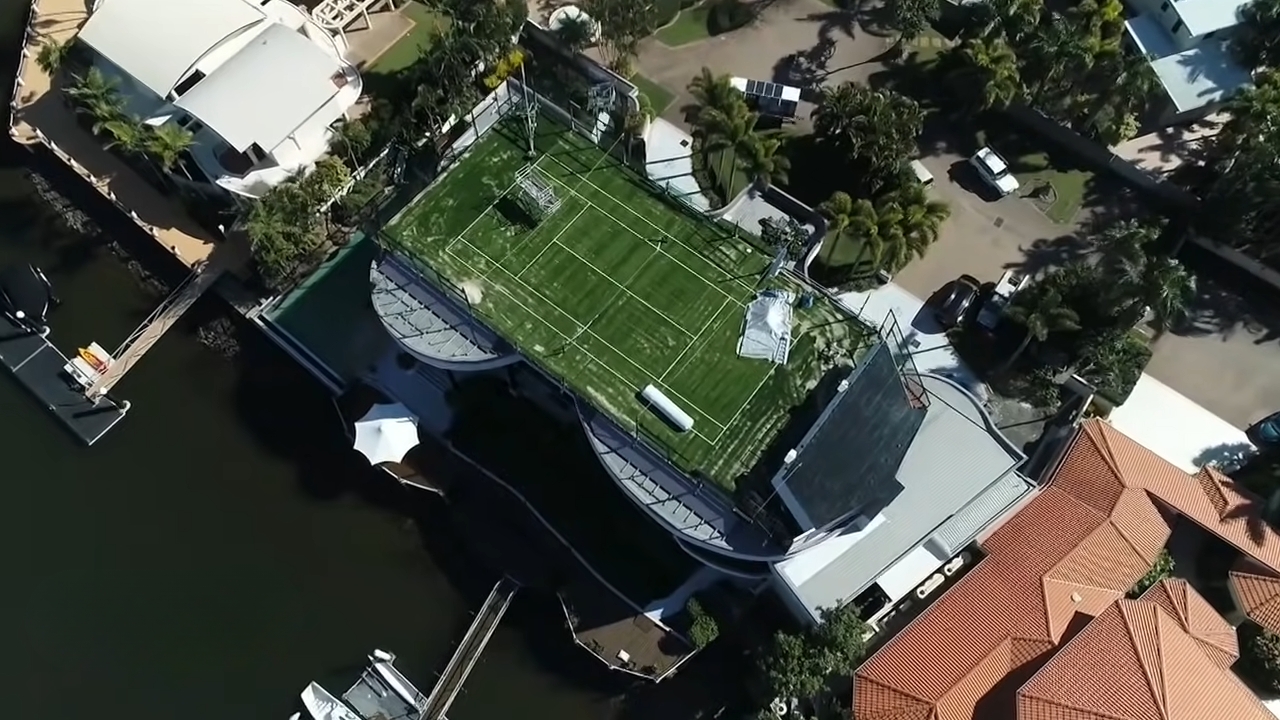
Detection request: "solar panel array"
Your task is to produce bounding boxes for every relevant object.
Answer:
[744,79,786,99]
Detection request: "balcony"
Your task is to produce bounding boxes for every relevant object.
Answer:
[369,252,518,370]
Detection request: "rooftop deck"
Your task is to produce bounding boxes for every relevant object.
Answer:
[382,117,869,491]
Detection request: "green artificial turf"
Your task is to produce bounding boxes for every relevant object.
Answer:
[629,73,677,114]
[385,117,868,490]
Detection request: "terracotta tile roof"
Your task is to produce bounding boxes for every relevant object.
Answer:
[854,420,1280,720]
[1231,557,1280,633]
[1016,580,1267,720]
[1141,578,1239,667]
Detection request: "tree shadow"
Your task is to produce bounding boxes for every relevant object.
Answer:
[1003,233,1094,278]
[1193,441,1258,473]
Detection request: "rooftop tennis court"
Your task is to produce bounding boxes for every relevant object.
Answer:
[385,116,869,490]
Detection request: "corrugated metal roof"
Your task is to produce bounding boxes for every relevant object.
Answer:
[781,373,1026,620]
[79,0,264,97]
[854,420,1280,720]
[176,23,342,152]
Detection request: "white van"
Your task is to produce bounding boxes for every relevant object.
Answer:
[909,159,934,186]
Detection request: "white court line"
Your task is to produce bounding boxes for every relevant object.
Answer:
[449,236,727,433]
[659,297,731,382]
[513,205,588,278]
[542,152,760,298]
[538,157,749,305]
[443,174,526,255]
[548,235,695,338]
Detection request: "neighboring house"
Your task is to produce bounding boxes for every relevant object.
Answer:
[75,0,362,198]
[854,419,1280,720]
[1123,0,1254,124]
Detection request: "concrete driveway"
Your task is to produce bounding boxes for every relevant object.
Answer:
[892,149,1099,300]
[636,0,895,127]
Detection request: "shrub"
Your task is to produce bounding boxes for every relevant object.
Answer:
[1128,549,1174,598]
[686,598,719,649]
[708,0,755,35]
[1241,623,1280,694]
[624,92,654,136]
[483,49,526,89]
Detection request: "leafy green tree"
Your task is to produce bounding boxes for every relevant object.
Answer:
[970,0,1040,45]
[36,39,68,75]
[329,118,374,166]
[738,133,790,190]
[1002,286,1081,370]
[950,37,1023,111]
[882,181,950,249]
[1234,0,1280,70]
[685,598,719,649]
[1241,623,1280,693]
[147,123,195,171]
[887,0,939,49]
[245,159,352,290]
[812,83,923,183]
[1128,548,1174,598]
[582,0,657,74]
[760,605,871,702]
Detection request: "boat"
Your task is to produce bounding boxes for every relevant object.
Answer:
[290,650,428,720]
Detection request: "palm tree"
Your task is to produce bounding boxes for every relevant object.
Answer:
[846,198,895,271]
[1002,287,1081,371]
[882,182,950,247]
[700,100,759,191]
[953,38,1024,110]
[1115,254,1195,333]
[99,116,150,155]
[686,68,739,119]
[818,191,856,264]
[811,83,860,146]
[555,14,597,54]
[35,39,68,75]
[975,0,1040,44]
[147,123,195,170]
[737,134,790,191]
[65,67,124,121]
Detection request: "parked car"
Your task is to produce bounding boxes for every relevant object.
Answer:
[969,147,1019,197]
[1247,411,1280,448]
[976,270,1028,331]
[934,275,981,328]
[0,263,58,335]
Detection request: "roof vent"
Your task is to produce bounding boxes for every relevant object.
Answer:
[1070,592,1083,603]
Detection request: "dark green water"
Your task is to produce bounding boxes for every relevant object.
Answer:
[0,8,625,720]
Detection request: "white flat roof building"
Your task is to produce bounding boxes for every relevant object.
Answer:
[75,0,361,198]
[79,0,267,99]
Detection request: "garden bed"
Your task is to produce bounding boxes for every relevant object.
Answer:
[656,2,712,46]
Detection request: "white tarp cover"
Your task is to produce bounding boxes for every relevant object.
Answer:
[737,290,793,364]
[300,683,361,720]
[78,0,265,97]
[352,402,419,465]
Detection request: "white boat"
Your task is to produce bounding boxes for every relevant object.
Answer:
[291,650,428,720]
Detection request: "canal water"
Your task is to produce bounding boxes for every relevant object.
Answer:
[0,7,648,720]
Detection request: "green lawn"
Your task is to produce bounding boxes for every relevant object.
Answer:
[385,117,868,490]
[655,3,712,46]
[975,125,1093,224]
[366,1,448,75]
[630,73,676,114]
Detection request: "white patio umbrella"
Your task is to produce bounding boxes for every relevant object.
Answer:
[352,402,420,465]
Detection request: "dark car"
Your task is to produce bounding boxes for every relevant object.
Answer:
[934,275,981,328]
[0,263,58,335]
[1247,411,1280,448]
